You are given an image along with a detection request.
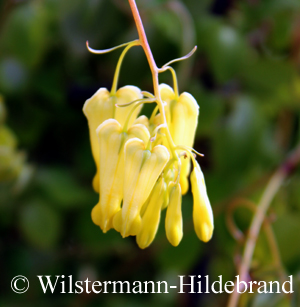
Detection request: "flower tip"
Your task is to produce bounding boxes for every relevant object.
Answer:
[180,177,189,195]
[120,219,128,238]
[102,227,108,234]
[136,233,150,249]
[167,226,183,247]
[197,223,213,243]
[120,215,142,238]
[102,219,111,233]
[86,40,93,53]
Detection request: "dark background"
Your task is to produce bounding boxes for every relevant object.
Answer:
[1,0,300,306]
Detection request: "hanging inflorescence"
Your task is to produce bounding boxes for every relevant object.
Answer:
[83,2,213,249]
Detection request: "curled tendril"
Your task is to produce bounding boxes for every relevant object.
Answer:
[226,198,287,285]
[157,46,197,98]
[86,40,141,95]
[86,40,140,54]
[226,198,257,243]
[160,46,197,69]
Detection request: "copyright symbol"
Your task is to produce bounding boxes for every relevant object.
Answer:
[11,275,29,294]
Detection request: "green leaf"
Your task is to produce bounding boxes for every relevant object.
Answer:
[35,167,95,209]
[1,1,50,68]
[273,212,300,266]
[151,10,182,46]
[19,201,62,250]
[198,18,254,83]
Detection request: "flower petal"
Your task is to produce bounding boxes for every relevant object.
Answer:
[136,177,165,249]
[91,119,124,232]
[114,86,143,127]
[119,139,169,237]
[83,88,111,192]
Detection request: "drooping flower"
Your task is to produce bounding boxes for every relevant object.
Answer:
[91,119,149,233]
[160,83,199,195]
[114,86,143,127]
[136,176,166,249]
[113,138,170,238]
[83,86,142,192]
[190,160,214,242]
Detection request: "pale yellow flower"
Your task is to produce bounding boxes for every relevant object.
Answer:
[114,86,143,127]
[159,83,199,195]
[91,119,149,233]
[83,86,142,192]
[113,138,169,238]
[84,83,213,247]
[136,176,166,249]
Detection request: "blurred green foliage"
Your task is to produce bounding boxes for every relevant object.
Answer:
[0,0,300,306]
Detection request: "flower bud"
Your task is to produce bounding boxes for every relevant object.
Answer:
[190,161,213,242]
[165,183,183,246]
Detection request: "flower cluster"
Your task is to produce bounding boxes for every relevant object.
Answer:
[83,79,213,248]
[83,5,213,248]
